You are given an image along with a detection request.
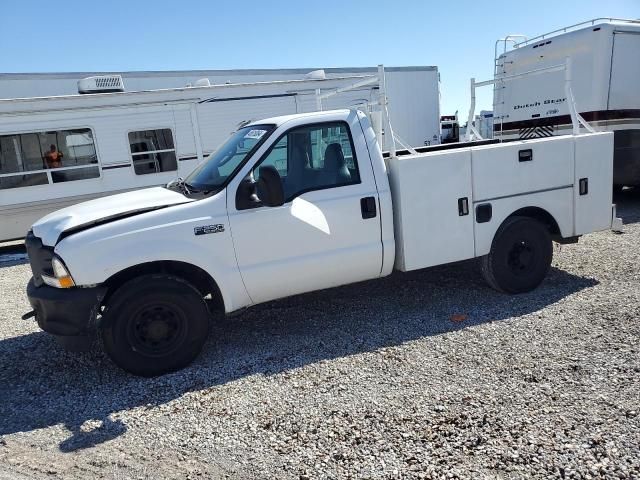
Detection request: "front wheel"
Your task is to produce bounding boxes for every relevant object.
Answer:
[481,216,553,294]
[102,274,210,376]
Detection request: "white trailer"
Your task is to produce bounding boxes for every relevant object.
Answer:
[23,99,620,375]
[490,18,640,188]
[0,66,438,242]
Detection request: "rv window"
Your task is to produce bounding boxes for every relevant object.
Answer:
[128,129,177,175]
[63,130,98,165]
[21,134,45,171]
[0,128,99,190]
[51,166,101,184]
[0,173,49,190]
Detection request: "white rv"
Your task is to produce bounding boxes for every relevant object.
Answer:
[0,66,440,241]
[492,18,640,188]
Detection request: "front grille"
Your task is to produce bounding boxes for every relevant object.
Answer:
[25,231,54,287]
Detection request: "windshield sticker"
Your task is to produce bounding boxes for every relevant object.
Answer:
[245,129,267,139]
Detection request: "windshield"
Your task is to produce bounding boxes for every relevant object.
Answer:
[185,124,274,192]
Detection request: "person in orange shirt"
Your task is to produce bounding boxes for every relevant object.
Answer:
[44,144,63,169]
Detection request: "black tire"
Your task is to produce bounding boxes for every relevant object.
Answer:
[481,216,553,294]
[102,274,210,376]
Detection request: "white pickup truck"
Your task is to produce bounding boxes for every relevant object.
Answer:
[24,109,619,376]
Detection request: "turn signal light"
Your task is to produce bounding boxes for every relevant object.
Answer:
[41,256,76,289]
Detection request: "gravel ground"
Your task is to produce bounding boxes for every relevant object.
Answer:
[1,191,639,480]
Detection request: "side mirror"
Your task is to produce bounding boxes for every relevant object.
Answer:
[257,165,284,207]
[235,177,260,210]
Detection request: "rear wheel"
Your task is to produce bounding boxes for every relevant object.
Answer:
[102,274,210,376]
[481,216,553,294]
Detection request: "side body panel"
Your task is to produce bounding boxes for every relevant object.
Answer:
[391,133,614,269]
[388,149,474,271]
[471,137,574,201]
[471,133,614,255]
[473,188,574,257]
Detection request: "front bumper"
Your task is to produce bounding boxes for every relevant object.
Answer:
[26,278,107,336]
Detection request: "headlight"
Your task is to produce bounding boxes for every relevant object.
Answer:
[42,256,76,289]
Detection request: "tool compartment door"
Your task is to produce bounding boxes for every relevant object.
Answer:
[388,149,474,271]
[574,132,614,235]
[471,136,574,202]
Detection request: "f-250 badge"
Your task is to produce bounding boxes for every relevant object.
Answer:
[194,224,225,236]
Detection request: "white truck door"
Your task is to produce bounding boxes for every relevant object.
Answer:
[227,116,383,304]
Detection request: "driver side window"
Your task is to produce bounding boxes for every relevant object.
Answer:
[252,121,360,203]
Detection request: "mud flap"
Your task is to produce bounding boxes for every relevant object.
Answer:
[611,204,624,234]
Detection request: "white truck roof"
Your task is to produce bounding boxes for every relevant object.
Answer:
[247,109,351,127]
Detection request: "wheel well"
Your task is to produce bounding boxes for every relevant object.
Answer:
[104,261,224,311]
[507,207,560,235]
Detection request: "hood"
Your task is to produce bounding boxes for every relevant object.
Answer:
[32,187,194,246]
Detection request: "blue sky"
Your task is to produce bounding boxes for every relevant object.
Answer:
[1,0,638,117]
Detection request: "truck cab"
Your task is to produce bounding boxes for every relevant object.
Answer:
[24,109,618,376]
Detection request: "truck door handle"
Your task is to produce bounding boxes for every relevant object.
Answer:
[579,178,588,195]
[360,196,377,219]
[458,197,469,216]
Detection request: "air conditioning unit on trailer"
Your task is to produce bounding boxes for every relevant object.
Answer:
[77,75,125,94]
